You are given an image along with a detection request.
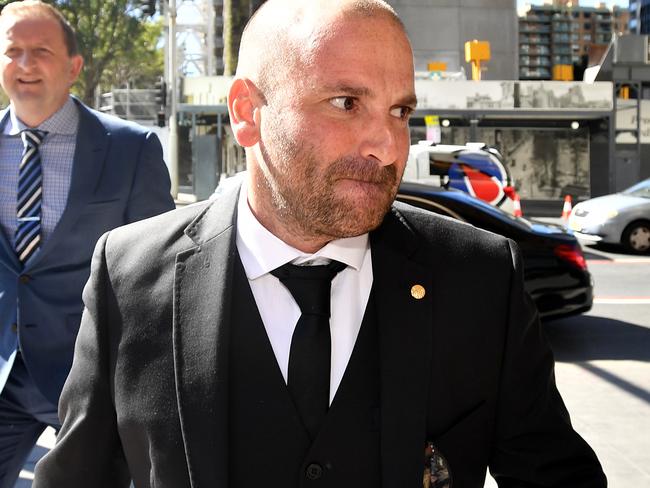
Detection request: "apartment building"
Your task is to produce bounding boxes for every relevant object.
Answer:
[519,2,628,80]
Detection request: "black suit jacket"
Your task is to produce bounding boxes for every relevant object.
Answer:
[33,179,605,487]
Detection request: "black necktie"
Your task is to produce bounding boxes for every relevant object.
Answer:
[271,260,346,440]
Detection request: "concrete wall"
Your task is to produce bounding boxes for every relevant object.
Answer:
[388,0,518,80]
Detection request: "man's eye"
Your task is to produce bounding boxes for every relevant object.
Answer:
[390,106,413,120]
[330,97,356,111]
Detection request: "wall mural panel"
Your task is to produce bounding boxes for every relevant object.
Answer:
[410,126,590,200]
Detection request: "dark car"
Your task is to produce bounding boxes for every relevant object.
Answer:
[397,181,593,321]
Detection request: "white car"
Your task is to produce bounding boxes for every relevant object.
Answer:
[404,142,519,214]
[568,178,650,253]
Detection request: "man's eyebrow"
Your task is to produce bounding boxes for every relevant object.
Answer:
[323,84,373,98]
[323,84,418,108]
[398,94,418,108]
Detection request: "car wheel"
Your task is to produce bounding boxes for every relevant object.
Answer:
[622,220,650,253]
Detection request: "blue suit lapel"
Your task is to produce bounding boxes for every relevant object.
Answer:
[372,207,434,486]
[0,108,20,272]
[26,100,109,271]
[0,234,19,272]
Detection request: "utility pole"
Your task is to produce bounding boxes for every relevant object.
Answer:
[168,0,179,198]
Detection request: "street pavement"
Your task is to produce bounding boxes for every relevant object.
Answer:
[16,231,650,487]
[546,242,650,487]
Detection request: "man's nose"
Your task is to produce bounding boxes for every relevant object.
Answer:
[358,117,400,166]
[17,52,35,69]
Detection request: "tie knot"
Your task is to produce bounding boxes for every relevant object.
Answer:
[271,260,346,317]
[21,129,47,148]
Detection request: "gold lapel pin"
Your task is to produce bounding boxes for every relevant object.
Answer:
[411,284,426,300]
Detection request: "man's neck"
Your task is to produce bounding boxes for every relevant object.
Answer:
[244,179,334,254]
[11,97,70,128]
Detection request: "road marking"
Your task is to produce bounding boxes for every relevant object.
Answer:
[594,297,650,304]
[588,258,650,264]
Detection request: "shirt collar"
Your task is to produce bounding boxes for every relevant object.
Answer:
[236,179,369,280]
[2,96,79,136]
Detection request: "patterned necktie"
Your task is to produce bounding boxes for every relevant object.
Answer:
[15,129,47,266]
[271,260,346,440]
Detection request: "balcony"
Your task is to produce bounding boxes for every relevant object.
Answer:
[519,35,551,44]
[519,57,551,67]
[552,34,571,43]
[524,14,551,23]
[520,24,551,33]
[519,68,551,79]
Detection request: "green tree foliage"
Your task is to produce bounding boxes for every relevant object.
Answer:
[223,0,233,75]
[222,0,264,75]
[52,0,163,106]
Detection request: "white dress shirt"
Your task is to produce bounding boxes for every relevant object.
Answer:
[235,183,373,404]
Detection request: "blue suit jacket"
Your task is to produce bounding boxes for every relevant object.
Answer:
[0,99,175,404]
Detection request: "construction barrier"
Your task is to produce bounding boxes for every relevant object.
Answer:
[561,195,572,222]
[513,193,523,218]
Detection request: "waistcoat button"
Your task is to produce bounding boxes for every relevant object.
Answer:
[305,463,323,480]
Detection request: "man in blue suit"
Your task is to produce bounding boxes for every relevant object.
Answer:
[0,1,175,486]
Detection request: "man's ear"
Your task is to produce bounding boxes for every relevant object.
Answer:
[68,55,84,85]
[228,78,262,147]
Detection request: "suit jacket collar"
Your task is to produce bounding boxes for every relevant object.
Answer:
[371,205,434,486]
[173,180,433,486]
[0,107,19,268]
[173,182,240,487]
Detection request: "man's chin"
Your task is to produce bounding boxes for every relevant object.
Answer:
[336,177,392,195]
[322,199,393,238]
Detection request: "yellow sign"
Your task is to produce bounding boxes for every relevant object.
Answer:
[424,115,439,127]
[427,61,447,72]
[552,64,574,81]
[464,40,491,81]
[464,40,490,63]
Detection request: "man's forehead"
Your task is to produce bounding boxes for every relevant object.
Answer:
[238,0,410,95]
[253,0,401,43]
[1,14,58,35]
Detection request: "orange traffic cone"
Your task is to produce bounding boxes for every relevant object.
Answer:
[561,195,572,222]
[512,193,523,218]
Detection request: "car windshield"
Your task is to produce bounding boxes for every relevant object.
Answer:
[622,178,650,198]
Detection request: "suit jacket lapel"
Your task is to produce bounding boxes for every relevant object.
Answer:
[173,181,241,487]
[0,227,19,273]
[28,100,109,270]
[372,206,434,487]
[0,109,20,272]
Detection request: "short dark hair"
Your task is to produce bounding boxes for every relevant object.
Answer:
[0,0,79,56]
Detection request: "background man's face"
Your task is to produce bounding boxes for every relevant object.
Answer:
[256,13,416,241]
[0,14,82,125]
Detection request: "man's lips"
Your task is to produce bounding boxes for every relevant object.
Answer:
[337,176,385,186]
[327,157,398,188]
[18,78,42,84]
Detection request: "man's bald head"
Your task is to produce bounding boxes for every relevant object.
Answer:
[236,0,406,99]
